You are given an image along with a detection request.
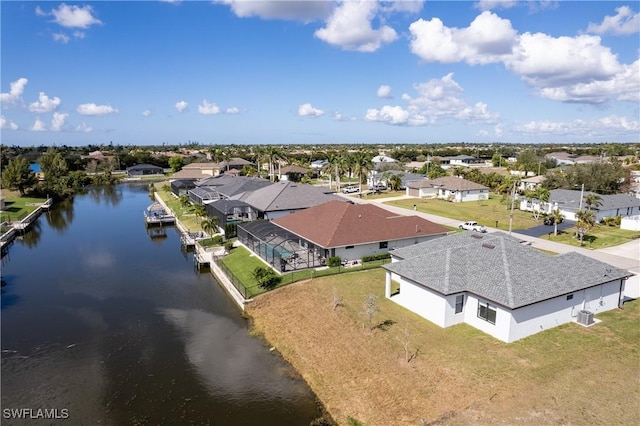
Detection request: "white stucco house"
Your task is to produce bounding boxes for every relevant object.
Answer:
[406,176,489,202]
[520,189,640,222]
[383,232,633,343]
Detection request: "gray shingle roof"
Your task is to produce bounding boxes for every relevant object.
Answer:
[232,181,342,212]
[384,232,632,309]
[550,189,640,211]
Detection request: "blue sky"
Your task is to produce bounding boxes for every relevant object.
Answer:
[1,1,639,146]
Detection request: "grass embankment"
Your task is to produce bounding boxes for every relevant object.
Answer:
[247,270,640,426]
[0,195,47,222]
[387,195,539,230]
[153,184,202,232]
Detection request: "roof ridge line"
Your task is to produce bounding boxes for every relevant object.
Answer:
[500,237,515,307]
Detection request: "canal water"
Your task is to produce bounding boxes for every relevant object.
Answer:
[1,184,322,425]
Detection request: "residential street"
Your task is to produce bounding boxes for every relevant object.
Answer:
[345,193,640,298]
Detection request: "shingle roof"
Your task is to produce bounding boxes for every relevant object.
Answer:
[196,175,272,198]
[280,165,309,174]
[384,232,632,309]
[232,181,343,212]
[550,189,640,211]
[272,200,450,248]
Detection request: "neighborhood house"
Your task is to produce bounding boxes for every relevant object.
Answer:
[383,232,632,343]
[406,176,490,202]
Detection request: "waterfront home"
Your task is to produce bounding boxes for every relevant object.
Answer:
[127,163,164,176]
[238,200,449,272]
[406,176,490,202]
[383,231,633,343]
[170,158,256,179]
[230,181,343,220]
[188,175,271,205]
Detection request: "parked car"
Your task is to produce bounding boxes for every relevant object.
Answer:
[458,221,487,233]
[369,184,387,192]
[543,216,563,226]
[342,186,359,194]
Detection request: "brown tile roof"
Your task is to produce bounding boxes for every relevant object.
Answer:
[271,200,450,248]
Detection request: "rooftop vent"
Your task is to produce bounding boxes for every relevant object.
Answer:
[471,234,483,239]
[482,243,495,249]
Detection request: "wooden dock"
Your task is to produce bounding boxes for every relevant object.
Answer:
[144,214,176,226]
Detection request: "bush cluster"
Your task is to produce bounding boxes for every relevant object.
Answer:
[327,256,342,267]
[361,253,391,262]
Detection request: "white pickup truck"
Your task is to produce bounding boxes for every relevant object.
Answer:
[458,221,487,233]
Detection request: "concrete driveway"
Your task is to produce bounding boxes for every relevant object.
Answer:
[512,220,574,238]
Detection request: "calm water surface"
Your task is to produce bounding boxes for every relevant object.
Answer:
[1,184,322,425]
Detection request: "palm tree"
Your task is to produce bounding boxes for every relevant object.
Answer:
[265,146,283,182]
[388,173,403,191]
[323,153,339,190]
[532,187,550,221]
[584,193,602,211]
[201,216,220,241]
[193,203,206,223]
[351,151,372,194]
[179,195,190,210]
[575,209,595,245]
[551,208,565,236]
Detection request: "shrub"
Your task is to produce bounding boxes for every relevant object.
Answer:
[327,256,342,267]
[252,266,282,290]
[361,252,391,262]
[224,241,234,253]
[211,235,223,245]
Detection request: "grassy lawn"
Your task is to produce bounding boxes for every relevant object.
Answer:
[0,195,48,222]
[220,245,268,297]
[247,270,640,426]
[387,195,541,230]
[153,184,203,233]
[544,224,640,250]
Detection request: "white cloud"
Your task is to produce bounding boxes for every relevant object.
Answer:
[75,122,93,133]
[409,11,517,64]
[53,32,70,43]
[50,112,67,132]
[0,116,18,130]
[538,59,639,103]
[226,107,240,114]
[377,85,393,98]
[216,0,334,22]
[51,4,102,29]
[315,0,398,52]
[587,6,640,35]
[494,124,504,137]
[198,99,221,115]
[365,73,498,126]
[515,115,640,137]
[409,11,636,105]
[77,103,118,116]
[73,31,86,39]
[29,92,62,113]
[474,0,516,11]
[1,77,28,107]
[35,6,46,16]
[298,103,324,118]
[142,109,152,117]
[384,0,424,14]
[175,101,188,112]
[333,112,357,121]
[31,118,47,132]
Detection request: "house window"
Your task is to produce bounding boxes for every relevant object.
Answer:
[345,245,354,249]
[477,301,496,324]
[455,294,464,314]
[566,294,573,301]
[379,241,388,249]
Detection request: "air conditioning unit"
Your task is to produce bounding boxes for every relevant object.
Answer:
[577,310,594,326]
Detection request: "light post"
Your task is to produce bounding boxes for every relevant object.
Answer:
[578,183,584,211]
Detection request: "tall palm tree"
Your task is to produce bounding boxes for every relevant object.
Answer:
[323,153,339,190]
[193,203,206,223]
[351,151,373,193]
[265,146,283,182]
[584,193,602,211]
[551,208,565,236]
[575,209,595,245]
[532,187,550,221]
[201,216,220,239]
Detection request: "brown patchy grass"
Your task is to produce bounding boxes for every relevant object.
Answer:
[247,269,640,426]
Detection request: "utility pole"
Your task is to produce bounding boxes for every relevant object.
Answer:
[578,183,585,211]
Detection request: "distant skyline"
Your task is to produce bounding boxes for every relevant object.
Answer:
[1,1,639,146]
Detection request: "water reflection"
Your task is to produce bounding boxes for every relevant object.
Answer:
[15,221,41,249]
[86,185,123,207]
[45,198,75,232]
